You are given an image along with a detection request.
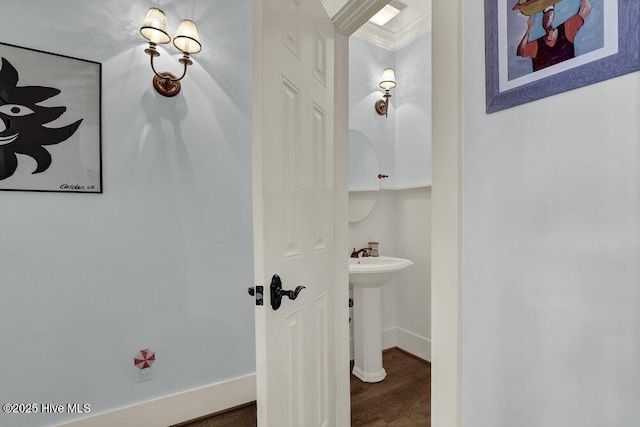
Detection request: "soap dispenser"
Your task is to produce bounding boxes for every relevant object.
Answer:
[368,241,379,257]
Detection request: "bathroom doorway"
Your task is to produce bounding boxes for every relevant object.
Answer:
[345,0,433,424]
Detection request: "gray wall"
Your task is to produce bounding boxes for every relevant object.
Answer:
[462,0,640,425]
[0,1,255,426]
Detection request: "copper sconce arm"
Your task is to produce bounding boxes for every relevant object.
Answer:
[146,45,192,82]
[375,91,392,117]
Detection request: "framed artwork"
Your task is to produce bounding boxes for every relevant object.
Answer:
[0,42,101,193]
[485,0,640,113]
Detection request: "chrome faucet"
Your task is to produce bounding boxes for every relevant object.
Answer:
[350,247,369,258]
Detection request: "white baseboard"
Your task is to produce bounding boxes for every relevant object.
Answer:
[350,326,431,361]
[382,327,396,350]
[396,327,431,362]
[59,374,256,427]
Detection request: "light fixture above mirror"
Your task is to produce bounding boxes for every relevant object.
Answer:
[140,7,202,97]
[375,68,397,117]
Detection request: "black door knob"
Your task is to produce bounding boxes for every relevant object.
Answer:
[270,274,305,311]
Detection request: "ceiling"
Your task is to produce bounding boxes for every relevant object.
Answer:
[325,0,432,51]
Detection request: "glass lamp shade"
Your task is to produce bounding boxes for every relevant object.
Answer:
[379,68,397,90]
[140,7,171,44]
[173,20,202,54]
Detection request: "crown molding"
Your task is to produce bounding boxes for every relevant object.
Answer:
[332,0,391,36]
[352,10,431,51]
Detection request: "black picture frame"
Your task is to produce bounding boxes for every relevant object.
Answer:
[0,42,102,193]
[485,0,640,113]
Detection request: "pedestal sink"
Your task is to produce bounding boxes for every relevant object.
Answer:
[349,256,413,382]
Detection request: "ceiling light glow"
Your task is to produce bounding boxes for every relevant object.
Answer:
[369,5,401,27]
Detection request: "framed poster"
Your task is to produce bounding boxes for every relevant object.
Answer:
[0,42,101,193]
[485,0,640,113]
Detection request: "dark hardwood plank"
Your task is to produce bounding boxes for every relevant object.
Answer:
[351,349,431,426]
[179,348,430,427]
[170,402,257,427]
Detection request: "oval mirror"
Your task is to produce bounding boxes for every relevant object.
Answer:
[348,129,380,222]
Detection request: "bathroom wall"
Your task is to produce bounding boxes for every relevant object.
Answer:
[459,0,640,425]
[349,34,432,360]
[349,191,399,353]
[395,32,432,188]
[0,2,255,426]
[349,37,396,187]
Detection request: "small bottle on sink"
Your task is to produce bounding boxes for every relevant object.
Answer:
[368,242,379,257]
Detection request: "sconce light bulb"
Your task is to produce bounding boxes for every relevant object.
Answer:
[173,20,202,55]
[140,7,171,44]
[379,68,397,90]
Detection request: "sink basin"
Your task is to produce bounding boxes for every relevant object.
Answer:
[349,256,413,288]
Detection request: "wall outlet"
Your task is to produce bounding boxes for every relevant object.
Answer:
[137,367,153,383]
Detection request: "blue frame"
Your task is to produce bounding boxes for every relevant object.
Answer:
[485,0,640,113]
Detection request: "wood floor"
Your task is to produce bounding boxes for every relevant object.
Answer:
[174,348,431,427]
[350,349,431,426]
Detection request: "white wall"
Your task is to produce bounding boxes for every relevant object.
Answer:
[349,37,396,186]
[461,0,640,425]
[395,32,432,188]
[394,187,431,359]
[348,35,432,360]
[0,2,255,426]
[349,188,431,360]
[394,35,432,360]
[349,190,400,351]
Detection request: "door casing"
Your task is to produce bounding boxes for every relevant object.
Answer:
[333,1,464,424]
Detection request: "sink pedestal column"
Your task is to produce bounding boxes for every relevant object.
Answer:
[352,286,386,382]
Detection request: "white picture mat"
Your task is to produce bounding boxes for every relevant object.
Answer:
[0,43,101,193]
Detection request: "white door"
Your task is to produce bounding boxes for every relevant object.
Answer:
[252,0,337,425]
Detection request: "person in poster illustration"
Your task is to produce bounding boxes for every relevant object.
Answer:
[516,0,592,71]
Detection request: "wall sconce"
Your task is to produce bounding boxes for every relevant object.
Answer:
[140,7,202,97]
[374,68,397,117]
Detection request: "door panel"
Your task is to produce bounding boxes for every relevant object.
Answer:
[253,0,336,425]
